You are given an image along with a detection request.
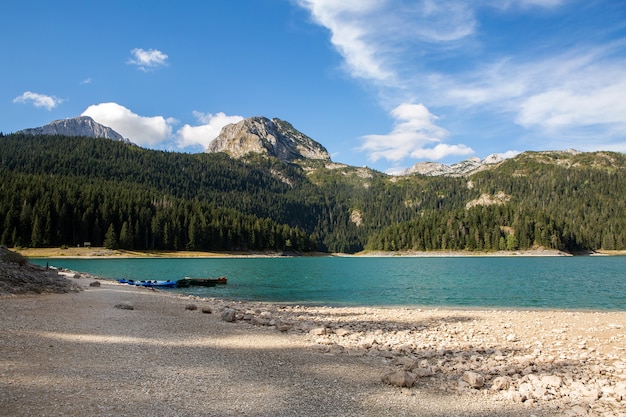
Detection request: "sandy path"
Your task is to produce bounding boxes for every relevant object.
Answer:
[1,280,624,416]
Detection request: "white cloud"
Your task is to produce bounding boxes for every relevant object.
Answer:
[177,111,244,149]
[297,0,476,83]
[82,102,176,146]
[298,1,626,162]
[517,81,626,131]
[128,48,168,71]
[360,103,473,162]
[498,150,521,160]
[13,91,63,110]
[297,0,392,81]
[410,143,475,160]
[442,46,626,149]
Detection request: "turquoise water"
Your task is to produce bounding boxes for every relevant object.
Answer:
[31,256,626,310]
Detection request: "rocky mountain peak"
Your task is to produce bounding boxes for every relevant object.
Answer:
[401,154,505,177]
[206,117,331,162]
[18,116,129,143]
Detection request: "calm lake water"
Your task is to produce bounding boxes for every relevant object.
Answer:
[31,256,626,310]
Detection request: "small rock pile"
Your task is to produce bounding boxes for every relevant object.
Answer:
[0,246,82,295]
[181,294,626,417]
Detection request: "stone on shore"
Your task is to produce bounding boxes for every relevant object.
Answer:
[491,376,511,391]
[462,371,485,389]
[221,308,237,322]
[382,370,415,388]
[414,367,435,377]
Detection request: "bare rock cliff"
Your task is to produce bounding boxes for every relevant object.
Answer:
[206,117,331,162]
[19,116,129,143]
[402,154,505,177]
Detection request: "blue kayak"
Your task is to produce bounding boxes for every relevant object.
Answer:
[117,279,178,288]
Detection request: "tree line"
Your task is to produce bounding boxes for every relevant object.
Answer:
[366,153,626,252]
[1,133,624,253]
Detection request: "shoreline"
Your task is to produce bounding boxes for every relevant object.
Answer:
[14,246,626,259]
[16,248,625,313]
[2,277,625,416]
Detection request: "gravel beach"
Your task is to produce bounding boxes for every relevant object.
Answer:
[1,271,625,416]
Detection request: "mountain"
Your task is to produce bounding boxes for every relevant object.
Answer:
[206,117,331,162]
[0,132,624,254]
[18,116,130,143]
[400,154,505,177]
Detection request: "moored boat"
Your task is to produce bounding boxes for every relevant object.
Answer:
[176,276,227,287]
[142,280,178,288]
[117,279,177,288]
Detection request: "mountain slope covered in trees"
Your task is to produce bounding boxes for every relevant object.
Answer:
[1,133,624,253]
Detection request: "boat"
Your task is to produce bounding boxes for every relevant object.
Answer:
[140,280,178,288]
[176,276,227,287]
[117,279,177,288]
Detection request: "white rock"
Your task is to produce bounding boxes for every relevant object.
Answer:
[462,371,485,388]
[309,327,328,336]
[334,328,350,337]
[491,376,511,391]
[541,375,562,388]
[566,404,589,416]
[615,381,626,400]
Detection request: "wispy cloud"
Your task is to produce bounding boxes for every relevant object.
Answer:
[297,0,480,162]
[128,48,168,71]
[177,111,244,150]
[13,91,64,110]
[297,0,626,163]
[442,44,626,149]
[82,102,176,146]
[80,78,92,85]
[297,0,476,84]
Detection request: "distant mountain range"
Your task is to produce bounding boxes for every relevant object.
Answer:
[17,115,511,176]
[18,116,131,143]
[399,154,506,177]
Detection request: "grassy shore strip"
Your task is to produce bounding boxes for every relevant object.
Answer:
[14,247,320,258]
[14,246,626,259]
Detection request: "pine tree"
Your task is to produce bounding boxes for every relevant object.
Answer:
[104,224,119,250]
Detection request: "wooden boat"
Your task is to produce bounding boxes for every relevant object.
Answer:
[176,276,227,287]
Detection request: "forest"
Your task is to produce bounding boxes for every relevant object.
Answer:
[1,133,625,253]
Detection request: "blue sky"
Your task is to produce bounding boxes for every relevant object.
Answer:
[3,0,626,173]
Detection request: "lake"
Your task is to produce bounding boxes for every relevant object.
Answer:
[30,256,626,310]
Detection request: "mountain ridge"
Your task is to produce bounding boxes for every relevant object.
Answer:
[398,154,506,177]
[13,116,623,178]
[206,116,331,162]
[0,132,624,254]
[18,116,130,143]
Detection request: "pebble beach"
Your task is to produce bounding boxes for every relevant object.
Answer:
[1,268,625,416]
